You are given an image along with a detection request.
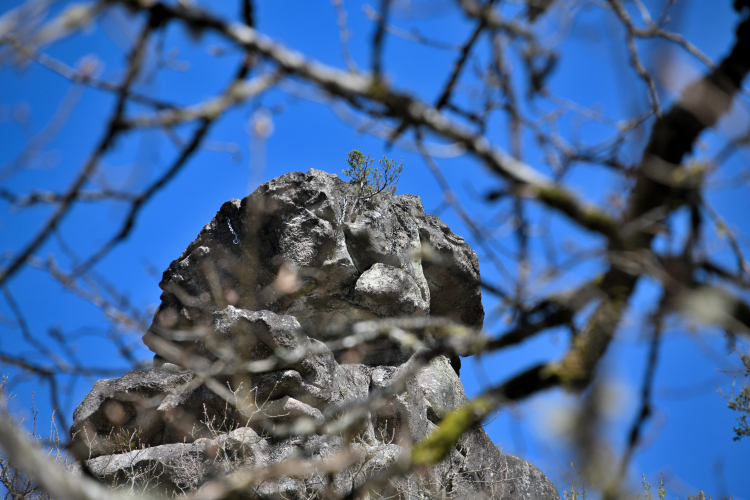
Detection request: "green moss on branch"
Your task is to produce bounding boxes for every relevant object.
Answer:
[411,397,493,466]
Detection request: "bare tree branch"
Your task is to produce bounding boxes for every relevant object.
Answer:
[0,21,153,286]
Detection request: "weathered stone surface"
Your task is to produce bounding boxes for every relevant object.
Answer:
[354,263,429,318]
[210,306,306,362]
[500,454,562,499]
[84,431,400,498]
[144,169,483,365]
[158,383,235,445]
[84,441,224,495]
[70,367,194,458]
[418,214,486,328]
[72,170,560,498]
[78,353,559,498]
[417,355,469,422]
[71,367,244,458]
[72,309,369,457]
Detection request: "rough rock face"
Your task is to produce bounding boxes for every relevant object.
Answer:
[71,170,559,498]
[144,169,483,365]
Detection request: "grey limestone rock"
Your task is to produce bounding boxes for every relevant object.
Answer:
[144,169,483,365]
[71,169,559,498]
[210,306,306,362]
[70,367,241,458]
[77,355,560,498]
[84,441,223,495]
[71,367,194,458]
[500,455,563,500]
[354,262,429,318]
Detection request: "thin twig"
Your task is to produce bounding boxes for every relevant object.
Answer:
[0,21,153,286]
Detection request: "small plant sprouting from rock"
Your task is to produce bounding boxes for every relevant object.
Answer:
[726,351,750,441]
[106,427,145,455]
[563,462,587,500]
[563,465,721,500]
[640,472,666,500]
[342,149,403,200]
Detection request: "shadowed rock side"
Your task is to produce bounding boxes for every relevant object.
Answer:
[71,170,560,499]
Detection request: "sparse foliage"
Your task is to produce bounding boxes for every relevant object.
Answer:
[726,352,750,441]
[342,150,403,199]
[563,467,710,500]
[105,428,146,456]
[0,378,68,500]
[563,462,588,500]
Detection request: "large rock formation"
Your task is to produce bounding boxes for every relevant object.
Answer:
[71,170,559,499]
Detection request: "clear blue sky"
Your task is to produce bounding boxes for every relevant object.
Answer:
[1,0,749,498]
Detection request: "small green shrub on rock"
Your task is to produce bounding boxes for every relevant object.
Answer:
[342,149,403,199]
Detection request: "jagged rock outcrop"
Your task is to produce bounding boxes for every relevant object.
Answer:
[144,169,483,365]
[71,170,559,499]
